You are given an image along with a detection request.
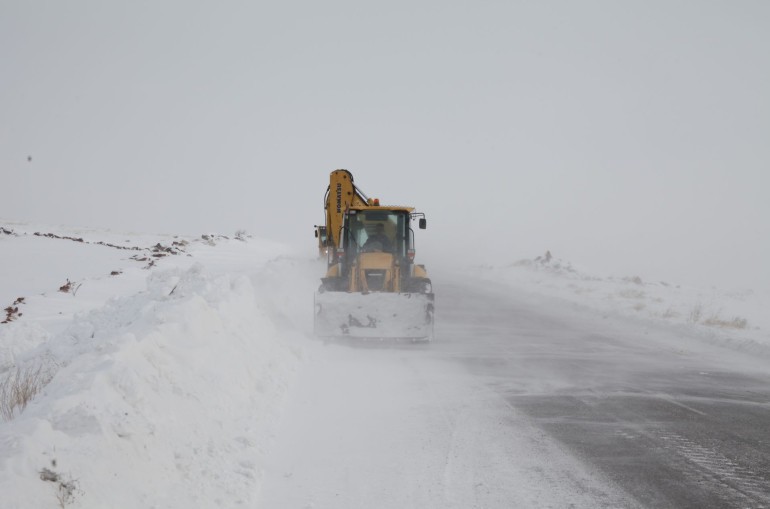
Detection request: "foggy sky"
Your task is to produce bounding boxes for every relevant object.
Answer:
[2,1,769,291]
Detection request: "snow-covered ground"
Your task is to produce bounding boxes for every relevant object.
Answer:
[474,251,770,359]
[0,220,317,508]
[2,221,768,508]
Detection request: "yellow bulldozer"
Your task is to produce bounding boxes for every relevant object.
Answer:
[313,169,434,340]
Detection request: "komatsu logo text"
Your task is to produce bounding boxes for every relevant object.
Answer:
[336,183,342,213]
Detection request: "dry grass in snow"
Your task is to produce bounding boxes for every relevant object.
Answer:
[0,363,55,421]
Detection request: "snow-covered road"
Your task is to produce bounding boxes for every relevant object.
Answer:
[260,340,637,509]
[261,271,770,508]
[437,276,770,508]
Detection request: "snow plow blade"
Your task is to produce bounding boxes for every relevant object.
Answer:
[314,291,434,340]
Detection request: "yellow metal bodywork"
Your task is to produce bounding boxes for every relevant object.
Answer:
[324,169,414,258]
[315,169,433,339]
[351,252,400,293]
[325,170,368,252]
[322,169,419,292]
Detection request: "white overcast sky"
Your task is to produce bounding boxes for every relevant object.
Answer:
[2,1,769,291]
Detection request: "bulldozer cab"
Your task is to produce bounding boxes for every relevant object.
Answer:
[345,209,408,260]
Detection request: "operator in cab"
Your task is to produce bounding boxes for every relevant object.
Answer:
[363,223,392,252]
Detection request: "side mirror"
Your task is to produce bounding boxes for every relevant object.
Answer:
[314,229,319,238]
[419,218,427,229]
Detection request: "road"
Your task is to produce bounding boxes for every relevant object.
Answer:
[260,275,770,508]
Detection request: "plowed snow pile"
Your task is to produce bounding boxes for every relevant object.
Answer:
[0,221,317,508]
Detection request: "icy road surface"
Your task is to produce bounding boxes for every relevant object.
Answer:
[261,271,770,509]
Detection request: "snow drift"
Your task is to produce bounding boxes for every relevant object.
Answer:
[0,222,308,508]
[475,251,770,357]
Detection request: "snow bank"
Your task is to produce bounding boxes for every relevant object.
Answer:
[0,222,307,508]
[475,252,770,357]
